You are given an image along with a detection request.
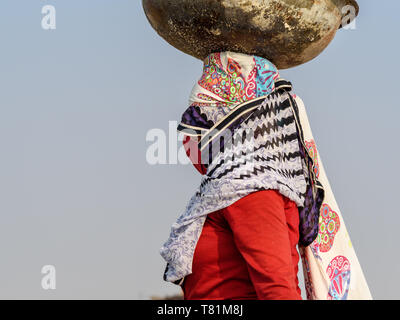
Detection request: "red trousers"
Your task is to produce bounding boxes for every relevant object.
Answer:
[182,190,302,300]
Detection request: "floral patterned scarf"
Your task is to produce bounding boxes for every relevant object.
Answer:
[188,52,280,107]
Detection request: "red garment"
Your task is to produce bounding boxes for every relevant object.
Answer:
[182,190,302,300]
[183,135,207,175]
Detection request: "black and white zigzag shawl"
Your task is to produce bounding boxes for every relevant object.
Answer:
[161,79,324,284]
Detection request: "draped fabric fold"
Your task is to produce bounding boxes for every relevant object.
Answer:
[293,95,372,300]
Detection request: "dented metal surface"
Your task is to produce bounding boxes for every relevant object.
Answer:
[142,0,359,69]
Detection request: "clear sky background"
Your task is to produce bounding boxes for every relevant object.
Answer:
[0,0,398,299]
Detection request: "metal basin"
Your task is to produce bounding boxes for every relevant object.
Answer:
[142,0,359,69]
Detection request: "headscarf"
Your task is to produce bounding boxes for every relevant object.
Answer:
[189,51,280,107]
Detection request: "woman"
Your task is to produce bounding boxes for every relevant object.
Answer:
[160,51,371,300]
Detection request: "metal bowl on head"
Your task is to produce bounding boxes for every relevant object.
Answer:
[142,0,359,69]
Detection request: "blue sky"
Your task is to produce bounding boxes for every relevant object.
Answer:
[0,0,398,299]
